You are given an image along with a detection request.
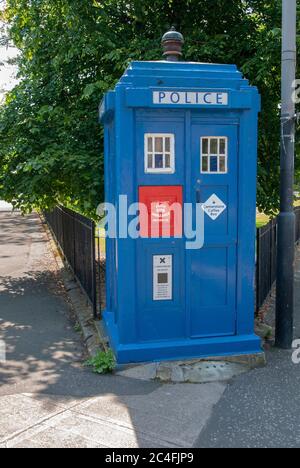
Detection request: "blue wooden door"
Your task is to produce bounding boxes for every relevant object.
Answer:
[189,124,238,338]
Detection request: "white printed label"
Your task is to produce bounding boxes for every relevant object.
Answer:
[202,194,227,221]
[153,255,173,301]
[153,91,228,106]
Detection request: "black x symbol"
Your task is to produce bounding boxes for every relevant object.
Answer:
[160,258,166,264]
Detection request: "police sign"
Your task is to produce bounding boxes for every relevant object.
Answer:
[153,90,228,106]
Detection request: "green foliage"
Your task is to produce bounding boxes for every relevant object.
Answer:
[74,322,82,334]
[0,0,299,216]
[85,349,116,375]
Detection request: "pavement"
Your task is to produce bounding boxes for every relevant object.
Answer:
[0,209,300,448]
[0,202,14,211]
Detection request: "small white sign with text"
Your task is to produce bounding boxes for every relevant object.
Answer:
[153,255,173,301]
[202,194,227,221]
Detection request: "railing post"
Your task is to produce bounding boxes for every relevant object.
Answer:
[256,227,260,313]
[96,232,102,318]
[91,221,98,320]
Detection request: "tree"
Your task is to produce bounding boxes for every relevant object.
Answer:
[0,0,296,218]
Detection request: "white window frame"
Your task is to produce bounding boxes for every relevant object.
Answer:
[144,133,175,174]
[200,136,228,174]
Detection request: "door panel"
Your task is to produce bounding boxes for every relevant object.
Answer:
[136,117,186,342]
[190,124,238,338]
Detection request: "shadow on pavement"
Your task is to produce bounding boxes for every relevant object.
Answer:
[0,214,44,246]
[0,269,159,399]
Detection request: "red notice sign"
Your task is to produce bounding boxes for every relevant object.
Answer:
[139,186,183,238]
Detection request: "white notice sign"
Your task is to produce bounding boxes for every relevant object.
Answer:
[202,194,227,221]
[153,255,173,301]
[153,91,228,106]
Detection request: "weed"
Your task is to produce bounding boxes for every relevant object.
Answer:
[85,349,116,374]
[74,322,82,333]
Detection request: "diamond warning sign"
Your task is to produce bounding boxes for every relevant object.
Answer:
[202,194,227,221]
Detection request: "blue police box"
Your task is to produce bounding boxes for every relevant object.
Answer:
[100,29,262,364]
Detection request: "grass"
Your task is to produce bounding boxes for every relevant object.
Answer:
[256,199,300,228]
[95,227,106,255]
[256,212,270,228]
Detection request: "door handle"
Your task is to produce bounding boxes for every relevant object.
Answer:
[196,190,201,204]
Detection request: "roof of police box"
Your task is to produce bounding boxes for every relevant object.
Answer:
[117,60,248,88]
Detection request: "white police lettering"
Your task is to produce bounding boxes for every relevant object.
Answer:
[153,91,228,106]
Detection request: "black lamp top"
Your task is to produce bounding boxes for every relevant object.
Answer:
[162,26,184,44]
[161,27,184,62]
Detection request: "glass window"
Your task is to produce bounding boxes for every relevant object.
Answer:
[219,156,226,172]
[202,156,208,172]
[201,137,228,174]
[219,138,226,155]
[155,154,164,169]
[155,138,163,153]
[210,156,218,172]
[145,134,175,174]
[202,139,209,155]
[147,154,153,169]
[165,154,171,169]
[210,139,218,155]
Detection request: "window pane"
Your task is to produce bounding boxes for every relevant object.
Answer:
[155,138,163,152]
[155,154,164,168]
[210,139,218,154]
[148,154,153,169]
[202,139,209,155]
[165,138,171,152]
[219,138,226,155]
[165,154,171,168]
[219,156,226,172]
[202,156,208,172]
[148,138,153,152]
[210,156,218,172]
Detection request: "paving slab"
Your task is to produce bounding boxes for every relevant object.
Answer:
[72,382,226,448]
[0,394,63,443]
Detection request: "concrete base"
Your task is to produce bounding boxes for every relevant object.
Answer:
[116,353,266,384]
[101,314,265,383]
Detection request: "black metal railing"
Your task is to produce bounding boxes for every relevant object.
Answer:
[256,206,300,311]
[256,218,278,311]
[295,206,300,244]
[44,206,99,319]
